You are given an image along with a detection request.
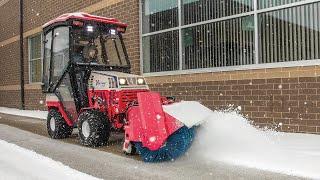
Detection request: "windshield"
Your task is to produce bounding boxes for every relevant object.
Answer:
[72,28,129,67]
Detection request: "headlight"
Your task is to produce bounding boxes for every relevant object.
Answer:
[119,78,127,85]
[137,78,146,85]
[87,25,94,32]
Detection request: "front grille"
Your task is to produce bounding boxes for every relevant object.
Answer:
[121,91,137,103]
[120,90,147,103]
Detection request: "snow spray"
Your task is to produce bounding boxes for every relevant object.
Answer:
[189,110,320,179]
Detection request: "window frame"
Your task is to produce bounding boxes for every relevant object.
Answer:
[28,33,43,84]
[140,0,320,76]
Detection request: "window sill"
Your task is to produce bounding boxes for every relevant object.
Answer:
[142,59,320,77]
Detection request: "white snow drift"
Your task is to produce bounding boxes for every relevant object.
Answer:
[1,107,320,179]
[0,107,47,119]
[191,110,320,179]
[0,139,100,180]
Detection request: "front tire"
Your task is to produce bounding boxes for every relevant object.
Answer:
[77,110,110,147]
[47,109,73,139]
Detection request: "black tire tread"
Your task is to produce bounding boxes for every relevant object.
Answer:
[47,108,73,139]
[77,110,110,147]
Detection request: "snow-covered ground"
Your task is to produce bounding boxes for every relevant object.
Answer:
[0,107,47,119]
[1,106,320,179]
[0,139,100,180]
[190,111,320,179]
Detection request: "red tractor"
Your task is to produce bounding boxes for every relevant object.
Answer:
[42,13,212,162]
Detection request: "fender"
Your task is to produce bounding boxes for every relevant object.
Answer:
[47,101,74,127]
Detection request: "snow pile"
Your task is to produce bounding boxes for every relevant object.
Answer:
[191,110,320,179]
[0,139,100,180]
[0,107,47,119]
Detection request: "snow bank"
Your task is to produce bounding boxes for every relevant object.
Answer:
[190,110,320,179]
[0,107,47,119]
[0,139,100,180]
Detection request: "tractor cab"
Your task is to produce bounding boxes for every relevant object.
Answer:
[42,13,148,125]
[42,13,130,92]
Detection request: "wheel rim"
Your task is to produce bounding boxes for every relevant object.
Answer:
[50,117,55,131]
[82,121,91,138]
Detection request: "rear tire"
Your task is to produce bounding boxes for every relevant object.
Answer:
[47,109,73,139]
[77,110,110,147]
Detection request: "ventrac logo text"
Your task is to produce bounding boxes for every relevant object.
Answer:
[95,80,107,88]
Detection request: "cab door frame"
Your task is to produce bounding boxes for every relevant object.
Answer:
[42,25,79,123]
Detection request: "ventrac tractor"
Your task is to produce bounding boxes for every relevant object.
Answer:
[42,13,212,162]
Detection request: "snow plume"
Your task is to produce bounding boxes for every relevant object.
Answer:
[190,110,320,179]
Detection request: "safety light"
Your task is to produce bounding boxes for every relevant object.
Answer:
[87,25,94,32]
[110,29,117,35]
[137,78,146,85]
[119,78,128,85]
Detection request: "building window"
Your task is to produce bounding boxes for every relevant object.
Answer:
[182,16,255,69]
[258,0,306,9]
[143,30,179,73]
[142,0,178,33]
[141,0,320,74]
[182,0,253,25]
[259,3,320,63]
[29,34,42,83]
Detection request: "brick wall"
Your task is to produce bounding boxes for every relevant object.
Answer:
[0,41,20,86]
[0,0,19,42]
[25,89,46,110]
[23,0,102,33]
[1,0,320,135]
[0,90,20,108]
[0,0,140,111]
[149,76,320,134]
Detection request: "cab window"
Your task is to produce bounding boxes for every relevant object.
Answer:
[42,31,52,91]
[51,27,70,83]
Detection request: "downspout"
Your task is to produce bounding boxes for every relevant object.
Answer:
[19,0,25,110]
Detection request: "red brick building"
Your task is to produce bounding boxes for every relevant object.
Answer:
[1,0,320,134]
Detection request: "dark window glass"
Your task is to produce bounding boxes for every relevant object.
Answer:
[142,0,178,33]
[182,0,253,25]
[29,35,42,83]
[104,36,128,66]
[143,30,179,73]
[259,3,320,63]
[72,27,129,67]
[182,16,255,69]
[30,60,42,83]
[259,0,306,9]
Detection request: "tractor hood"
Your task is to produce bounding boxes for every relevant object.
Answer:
[89,71,149,90]
[93,71,141,78]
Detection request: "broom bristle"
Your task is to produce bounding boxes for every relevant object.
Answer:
[134,126,195,163]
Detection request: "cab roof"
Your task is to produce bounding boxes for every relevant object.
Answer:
[43,12,127,29]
